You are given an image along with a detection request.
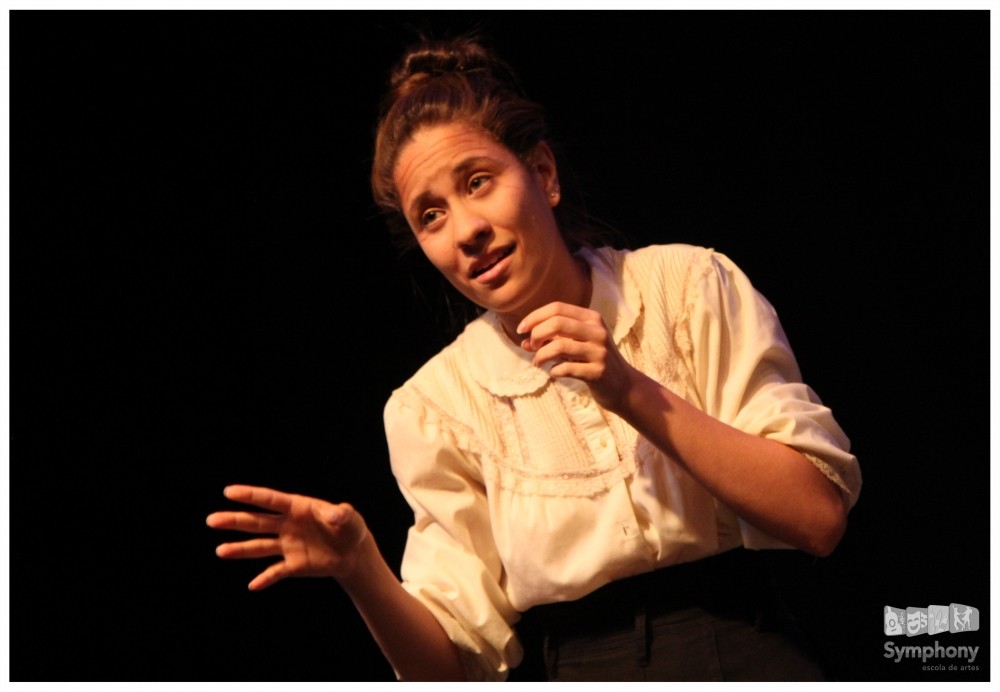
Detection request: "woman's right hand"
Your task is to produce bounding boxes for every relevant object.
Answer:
[208,485,466,680]
[206,485,370,591]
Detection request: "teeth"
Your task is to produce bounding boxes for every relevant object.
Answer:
[473,247,512,277]
[480,257,500,273]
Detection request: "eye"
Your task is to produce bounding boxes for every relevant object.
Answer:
[420,209,443,228]
[469,175,491,193]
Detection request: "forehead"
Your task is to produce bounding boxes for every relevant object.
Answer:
[393,122,515,199]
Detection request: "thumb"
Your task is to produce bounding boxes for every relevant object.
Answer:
[320,503,368,551]
[321,503,352,527]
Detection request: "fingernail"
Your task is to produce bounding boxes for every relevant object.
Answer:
[516,321,526,334]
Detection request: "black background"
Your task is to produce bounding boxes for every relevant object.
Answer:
[13,9,989,682]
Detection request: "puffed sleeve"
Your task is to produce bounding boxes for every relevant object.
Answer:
[684,249,862,548]
[383,388,522,681]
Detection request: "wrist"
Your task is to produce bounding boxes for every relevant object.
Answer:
[609,365,662,417]
[336,530,388,595]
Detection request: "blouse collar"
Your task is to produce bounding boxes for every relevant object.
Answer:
[462,247,642,397]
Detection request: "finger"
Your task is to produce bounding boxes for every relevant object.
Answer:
[215,538,283,560]
[522,317,605,352]
[319,502,353,527]
[517,302,599,337]
[248,561,292,591]
[221,485,296,513]
[536,347,607,382]
[318,503,364,548]
[322,503,369,552]
[548,360,605,382]
[532,337,600,368]
[206,510,282,534]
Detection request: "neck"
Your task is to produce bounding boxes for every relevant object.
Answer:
[499,251,592,345]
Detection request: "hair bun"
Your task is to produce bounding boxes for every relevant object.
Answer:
[389,36,518,95]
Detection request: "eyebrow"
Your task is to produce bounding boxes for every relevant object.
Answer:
[405,155,502,220]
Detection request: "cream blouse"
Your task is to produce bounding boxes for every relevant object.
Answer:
[383,244,861,681]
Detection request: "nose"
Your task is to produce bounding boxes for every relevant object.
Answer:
[453,205,491,255]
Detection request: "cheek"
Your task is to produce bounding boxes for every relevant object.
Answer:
[495,182,544,223]
[415,234,457,273]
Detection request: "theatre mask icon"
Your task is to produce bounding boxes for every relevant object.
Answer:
[906,607,928,637]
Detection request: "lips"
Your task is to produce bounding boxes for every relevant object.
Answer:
[470,245,515,279]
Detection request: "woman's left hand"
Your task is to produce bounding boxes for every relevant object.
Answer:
[518,302,637,412]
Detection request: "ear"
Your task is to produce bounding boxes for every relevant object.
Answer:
[527,140,561,207]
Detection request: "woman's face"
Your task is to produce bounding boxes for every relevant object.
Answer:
[393,121,567,323]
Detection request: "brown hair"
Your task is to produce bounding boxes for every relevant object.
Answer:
[371,36,551,251]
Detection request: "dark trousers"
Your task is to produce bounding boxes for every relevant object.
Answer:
[526,549,828,681]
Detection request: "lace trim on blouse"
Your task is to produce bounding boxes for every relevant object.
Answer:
[802,451,854,499]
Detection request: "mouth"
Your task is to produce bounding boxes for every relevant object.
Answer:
[470,245,515,279]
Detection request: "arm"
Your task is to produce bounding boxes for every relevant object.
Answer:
[207,485,465,680]
[518,290,848,557]
[610,368,846,556]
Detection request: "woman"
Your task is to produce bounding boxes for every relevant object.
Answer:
[207,36,861,681]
